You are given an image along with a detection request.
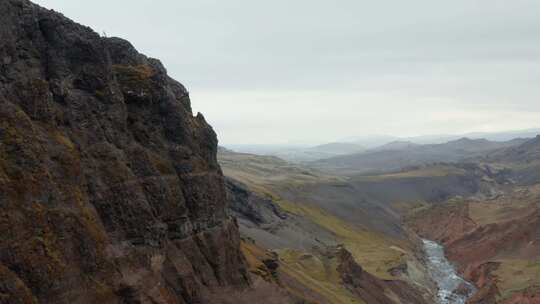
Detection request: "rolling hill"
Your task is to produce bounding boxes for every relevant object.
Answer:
[309,137,529,175]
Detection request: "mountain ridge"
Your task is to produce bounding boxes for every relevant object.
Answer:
[309,137,530,175]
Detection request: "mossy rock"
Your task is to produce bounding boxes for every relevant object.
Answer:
[0,265,37,304]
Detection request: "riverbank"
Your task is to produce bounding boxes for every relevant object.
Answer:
[423,239,476,304]
[407,187,540,303]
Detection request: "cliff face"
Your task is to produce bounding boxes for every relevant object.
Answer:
[225,177,287,227]
[0,1,250,303]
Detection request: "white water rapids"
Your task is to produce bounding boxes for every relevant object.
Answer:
[422,239,476,304]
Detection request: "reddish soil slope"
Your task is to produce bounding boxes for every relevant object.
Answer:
[408,187,540,303]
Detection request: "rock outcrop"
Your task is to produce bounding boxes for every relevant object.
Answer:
[335,246,430,304]
[0,1,251,303]
[225,177,287,227]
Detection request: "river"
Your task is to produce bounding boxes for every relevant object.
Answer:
[422,239,476,304]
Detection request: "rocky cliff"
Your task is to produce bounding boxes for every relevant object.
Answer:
[0,1,252,303]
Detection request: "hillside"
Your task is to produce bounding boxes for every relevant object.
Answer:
[473,135,540,185]
[483,135,540,164]
[219,149,437,303]
[401,135,540,303]
[312,142,365,154]
[309,137,528,175]
[264,142,366,162]
[407,185,540,303]
[218,148,519,303]
[370,141,420,152]
[219,143,540,303]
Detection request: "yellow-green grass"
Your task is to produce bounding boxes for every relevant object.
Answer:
[490,159,540,171]
[240,241,279,283]
[468,184,540,226]
[278,248,365,304]
[493,259,540,301]
[392,200,431,217]
[242,240,366,304]
[218,151,344,192]
[353,165,466,182]
[275,199,407,280]
[468,199,535,226]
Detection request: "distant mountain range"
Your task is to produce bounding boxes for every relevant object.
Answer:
[226,142,365,162]
[308,137,531,175]
[224,128,540,162]
[344,128,540,146]
[484,135,540,163]
[369,140,420,152]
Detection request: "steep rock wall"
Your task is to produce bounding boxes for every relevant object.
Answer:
[0,1,250,303]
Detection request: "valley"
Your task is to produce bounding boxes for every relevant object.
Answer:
[220,135,540,304]
[1,1,538,304]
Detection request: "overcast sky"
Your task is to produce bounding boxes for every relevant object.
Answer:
[34,0,540,145]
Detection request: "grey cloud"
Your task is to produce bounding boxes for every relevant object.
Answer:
[34,0,540,144]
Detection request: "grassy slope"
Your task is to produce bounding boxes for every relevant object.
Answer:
[241,238,365,304]
[352,164,467,182]
[219,150,429,303]
[278,249,365,304]
[407,184,540,302]
[275,199,406,279]
[469,189,540,302]
[219,150,343,194]
[238,194,407,304]
[494,259,540,301]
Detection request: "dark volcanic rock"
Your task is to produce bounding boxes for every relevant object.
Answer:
[0,1,251,303]
[225,177,287,227]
